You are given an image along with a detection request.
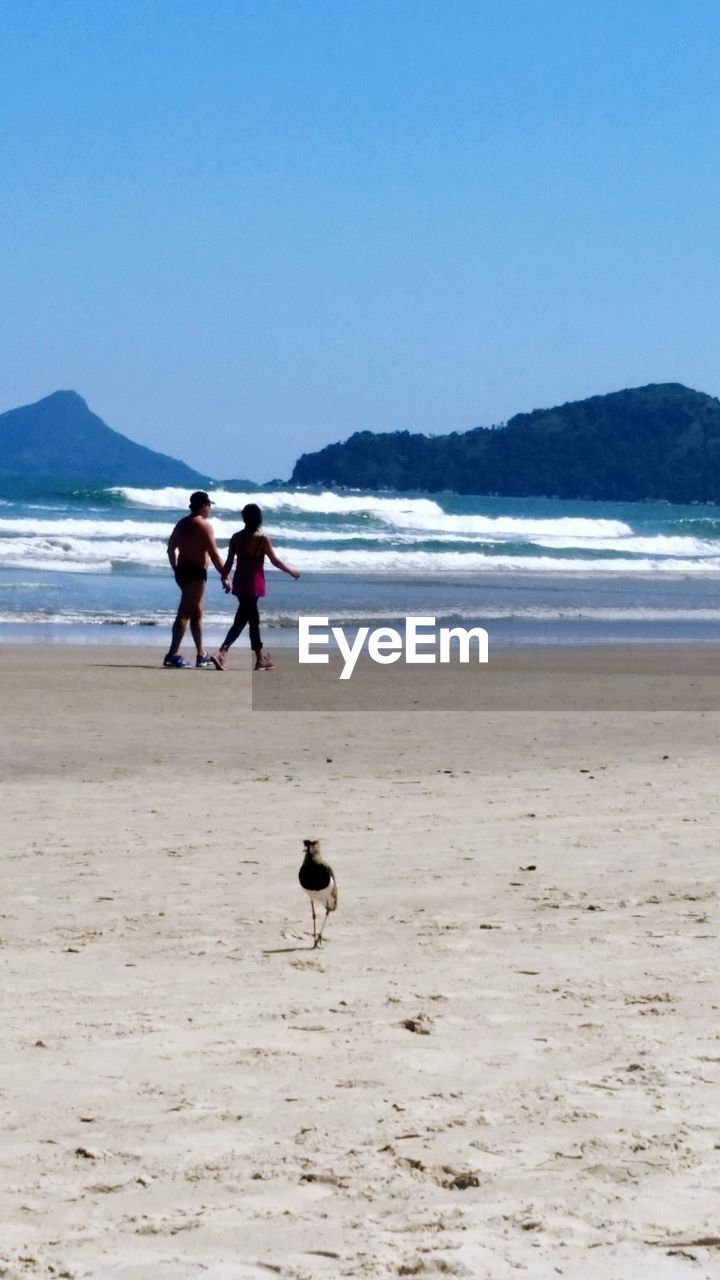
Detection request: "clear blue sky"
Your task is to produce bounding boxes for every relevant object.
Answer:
[1,0,719,481]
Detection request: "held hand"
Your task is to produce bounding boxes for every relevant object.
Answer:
[222,577,231,593]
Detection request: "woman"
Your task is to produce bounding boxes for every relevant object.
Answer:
[215,503,299,669]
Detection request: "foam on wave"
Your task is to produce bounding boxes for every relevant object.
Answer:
[4,536,720,575]
[530,533,716,556]
[113,486,443,519]
[2,514,717,558]
[8,604,720,628]
[4,527,717,573]
[115,485,634,537]
[382,511,633,538]
[0,535,163,570]
[0,517,173,538]
[281,548,720,573]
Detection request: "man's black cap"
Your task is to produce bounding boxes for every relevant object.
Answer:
[189,490,213,512]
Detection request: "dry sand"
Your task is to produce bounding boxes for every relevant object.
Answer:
[1,644,719,1279]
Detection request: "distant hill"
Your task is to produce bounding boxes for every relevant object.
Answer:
[291,384,720,503]
[0,391,209,488]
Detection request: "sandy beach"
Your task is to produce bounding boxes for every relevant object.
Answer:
[1,644,719,1280]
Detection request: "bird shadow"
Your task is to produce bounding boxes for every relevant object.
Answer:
[262,943,321,955]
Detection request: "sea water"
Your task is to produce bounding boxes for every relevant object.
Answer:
[1,483,720,646]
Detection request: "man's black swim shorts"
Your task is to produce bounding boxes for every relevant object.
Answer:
[174,564,208,588]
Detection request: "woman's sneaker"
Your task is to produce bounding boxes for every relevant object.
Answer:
[163,653,191,668]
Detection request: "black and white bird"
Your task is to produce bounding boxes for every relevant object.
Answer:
[298,838,338,947]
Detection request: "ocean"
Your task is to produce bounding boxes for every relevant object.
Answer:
[2,482,720,647]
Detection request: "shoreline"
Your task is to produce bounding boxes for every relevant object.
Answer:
[3,617,720,649]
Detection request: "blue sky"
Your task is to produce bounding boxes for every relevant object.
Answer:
[1,0,719,481]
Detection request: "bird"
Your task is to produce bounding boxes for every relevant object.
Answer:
[298,838,338,947]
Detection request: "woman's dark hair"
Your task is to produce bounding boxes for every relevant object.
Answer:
[242,502,262,532]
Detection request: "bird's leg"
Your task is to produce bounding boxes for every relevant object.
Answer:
[315,907,330,946]
[310,900,317,946]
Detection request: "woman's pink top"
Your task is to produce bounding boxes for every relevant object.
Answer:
[232,541,266,598]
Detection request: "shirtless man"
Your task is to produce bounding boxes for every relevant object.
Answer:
[163,491,226,669]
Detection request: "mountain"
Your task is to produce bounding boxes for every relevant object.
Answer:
[0,391,209,487]
[291,383,720,503]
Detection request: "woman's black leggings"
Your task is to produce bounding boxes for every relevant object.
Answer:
[221,596,262,651]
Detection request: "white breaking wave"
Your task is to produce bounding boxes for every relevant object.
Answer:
[0,515,412,543]
[0,535,163,570]
[0,517,173,538]
[0,556,111,574]
[282,548,720,573]
[2,515,719,558]
[0,515,449,546]
[381,510,633,538]
[114,485,636,540]
[530,533,719,557]
[118,485,634,534]
[3,533,720,575]
[113,486,443,520]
